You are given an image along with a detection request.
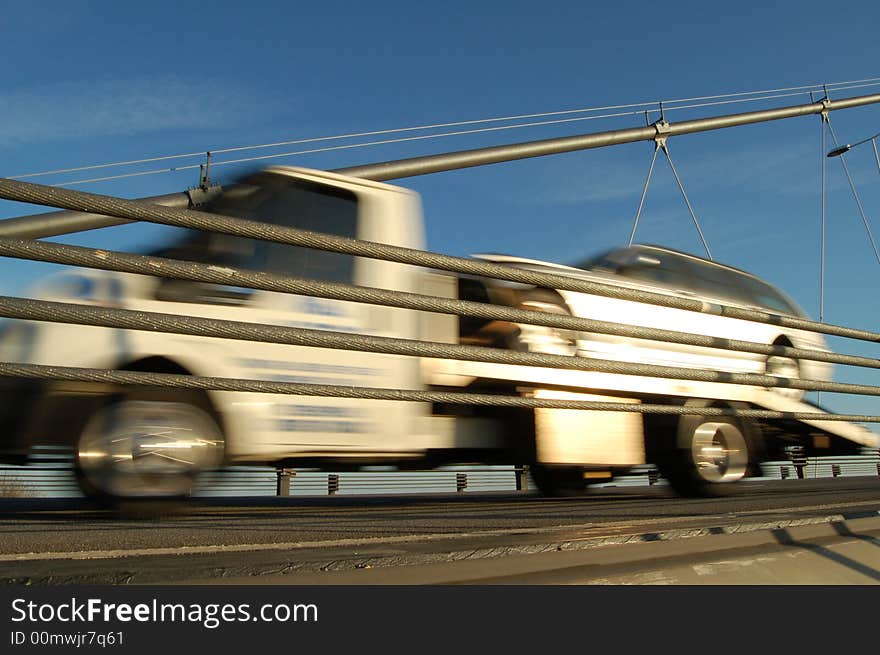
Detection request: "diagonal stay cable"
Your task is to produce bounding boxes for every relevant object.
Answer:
[660,143,713,260]
[873,138,880,176]
[628,142,661,246]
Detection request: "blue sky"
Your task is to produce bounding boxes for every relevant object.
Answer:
[1,0,878,420]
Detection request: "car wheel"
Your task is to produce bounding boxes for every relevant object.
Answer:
[764,353,803,400]
[508,289,578,356]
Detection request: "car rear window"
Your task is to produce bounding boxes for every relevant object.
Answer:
[580,247,802,317]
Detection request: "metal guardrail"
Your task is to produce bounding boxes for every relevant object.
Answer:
[1,451,877,499]
[0,463,531,499]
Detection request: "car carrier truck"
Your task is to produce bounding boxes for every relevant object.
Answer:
[0,164,875,505]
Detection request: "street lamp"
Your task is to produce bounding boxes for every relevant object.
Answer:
[826,129,880,158]
[817,125,880,409]
[822,125,880,272]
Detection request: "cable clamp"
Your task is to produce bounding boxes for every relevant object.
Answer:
[198,151,213,189]
[653,119,671,150]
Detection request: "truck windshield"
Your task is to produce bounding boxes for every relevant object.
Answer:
[150,172,359,284]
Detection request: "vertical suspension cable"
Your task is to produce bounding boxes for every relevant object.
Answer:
[820,115,827,323]
[817,106,827,407]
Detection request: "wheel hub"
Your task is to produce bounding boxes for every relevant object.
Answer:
[78,401,223,498]
[691,421,748,483]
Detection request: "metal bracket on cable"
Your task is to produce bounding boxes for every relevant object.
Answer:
[820,98,832,122]
[185,183,223,209]
[188,152,222,209]
[198,151,212,190]
[653,100,671,151]
[818,86,832,122]
[188,151,223,209]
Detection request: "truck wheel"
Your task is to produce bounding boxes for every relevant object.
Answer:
[513,291,582,497]
[656,409,756,497]
[530,464,588,497]
[74,394,224,508]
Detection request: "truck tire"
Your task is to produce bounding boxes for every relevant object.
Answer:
[653,402,759,497]
[74,391,224,510]
[512,290,587,496]
[530,463,588,497]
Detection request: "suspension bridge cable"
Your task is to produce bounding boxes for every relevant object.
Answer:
[46,87,880,188]
[51,109,651,187]
[8,77,880,185]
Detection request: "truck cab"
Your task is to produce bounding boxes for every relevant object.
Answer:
[0,167,487,501]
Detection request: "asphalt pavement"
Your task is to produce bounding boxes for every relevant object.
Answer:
[0,477,877,584]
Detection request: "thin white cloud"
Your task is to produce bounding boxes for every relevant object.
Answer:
[0,76,258,148]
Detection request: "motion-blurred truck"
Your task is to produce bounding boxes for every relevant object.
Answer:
[0,166,875,503]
